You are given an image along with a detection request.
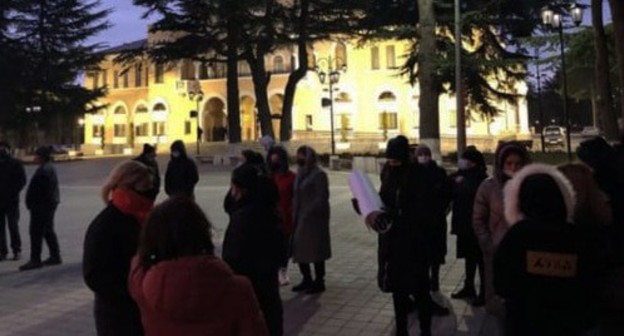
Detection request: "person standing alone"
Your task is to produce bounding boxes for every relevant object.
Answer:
[0,141,26,261]
[164,140,199,198]
[19,146,61,271]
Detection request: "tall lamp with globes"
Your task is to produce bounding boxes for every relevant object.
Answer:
[314,56,347,156]
[541,2,585,161]
[187,79,203,156]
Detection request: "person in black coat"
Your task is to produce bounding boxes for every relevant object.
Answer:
[83,160,155,336]
[379,137,449,336]
[222,163,285,336]
[414,144,451,292]
[450,147,488,305]
[164,140,199,198]
[19,146,61,271]
[133,144,160,200]
[495,164,601,336]
[0,141,27,261]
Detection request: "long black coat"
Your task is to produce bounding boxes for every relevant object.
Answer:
[222,197,285,336]
[0,155,26,208]
[25,162,59,212]
[133,154,160,200]
[82,205,143,336]
[419,161,451,265]
[451,167,488,259]
[378,163,430,293]
[164,157,198,197]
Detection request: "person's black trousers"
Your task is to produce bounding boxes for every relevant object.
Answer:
[28,207,60,262]
[392,286,432,336]
[0,203,21,257]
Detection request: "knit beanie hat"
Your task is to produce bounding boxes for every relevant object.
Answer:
[385,137,409,162]
[462,147,485,168]
[35,146,52,161]
[231,164,259,192]
[142,144,156,155]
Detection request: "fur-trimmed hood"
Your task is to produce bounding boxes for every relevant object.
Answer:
[504,163,576,226]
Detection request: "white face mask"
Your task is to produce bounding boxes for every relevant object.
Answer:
[417,156,431,165]
[171,151,180,158]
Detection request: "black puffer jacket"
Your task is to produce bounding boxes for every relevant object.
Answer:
[418,161,451,264]
[164,140,199,197]
[495,164,600,336]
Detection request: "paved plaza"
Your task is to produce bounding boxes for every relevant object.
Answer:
[0,156,498,336]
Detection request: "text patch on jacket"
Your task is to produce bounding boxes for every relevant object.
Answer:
[526,251,578,278]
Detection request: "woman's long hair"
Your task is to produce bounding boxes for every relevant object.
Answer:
[138,196,215,269]
[101,160,153,202]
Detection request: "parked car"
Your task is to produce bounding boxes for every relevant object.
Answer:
[581,126,601,137]
[543,126,565,150]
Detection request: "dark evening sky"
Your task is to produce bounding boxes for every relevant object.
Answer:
[91,1,612,49]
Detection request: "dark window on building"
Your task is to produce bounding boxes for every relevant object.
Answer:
[122,71,129,88]
[135,64,142,87]
[155,63,164,84]
[371,46,380,70]
[305,115,313,131]
[386,45,396,69]
[113,70,119,88]
[135,123,149,136]
[152,122,166,136]
[185,121,192,135]
[102,70,108,87]
[92,72,99,89]
[114,124,127,137]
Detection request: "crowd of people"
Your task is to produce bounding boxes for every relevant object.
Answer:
[1,134,623,336]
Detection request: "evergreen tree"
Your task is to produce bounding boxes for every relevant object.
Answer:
[361,0,550,156]
[7,0,110,146]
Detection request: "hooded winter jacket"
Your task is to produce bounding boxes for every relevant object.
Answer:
[129,255,269,336]
[164,140,199,197]
[495,163,601,336]
[472,141,530,315]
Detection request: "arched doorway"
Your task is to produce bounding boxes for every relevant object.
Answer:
[240,96,256,141]
[203,97,227,142]
[269,94,283,141]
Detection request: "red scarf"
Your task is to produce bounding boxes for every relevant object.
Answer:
[111,188,154,226]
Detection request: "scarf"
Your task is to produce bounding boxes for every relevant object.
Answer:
[111,188,154,225]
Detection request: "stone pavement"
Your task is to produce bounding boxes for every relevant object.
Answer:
[0,157,499,336]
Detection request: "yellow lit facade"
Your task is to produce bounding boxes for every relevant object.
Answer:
[82,36,530,155]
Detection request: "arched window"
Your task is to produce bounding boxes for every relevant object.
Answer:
[135,105,148,114]
[335,42,347,70]
[378,91,398,130]
[273,55,285,73]
[114,106,127,114]
[153,103,167,112]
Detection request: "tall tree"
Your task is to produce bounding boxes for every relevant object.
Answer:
[609,0,624,129]
[362,0,547,157]
[592,0,618,140]
[10,0,109,145]
[278,0,362,141]
[132,0,247,143]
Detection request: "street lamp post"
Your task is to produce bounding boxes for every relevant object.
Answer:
[25,106,42,149]
[76,117,85,150]
[188,80,204,156]
[534,48,546,153]
[542,2,585,162]
[314,56,347,156]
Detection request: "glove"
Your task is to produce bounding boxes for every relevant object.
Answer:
[351,198,361,215]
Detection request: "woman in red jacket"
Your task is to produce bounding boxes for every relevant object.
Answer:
[267,146,296,286]
[129,197,269,336]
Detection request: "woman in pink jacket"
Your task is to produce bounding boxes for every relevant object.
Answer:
[129,197,269,336]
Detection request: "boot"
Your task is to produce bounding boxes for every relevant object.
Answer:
[431,300,450,316]
[472,293,485,307]
[19,260,43,271]
[451,286,476,300]
[305,279,325,294]
[292,279,313,292]
[42,256,62,266]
